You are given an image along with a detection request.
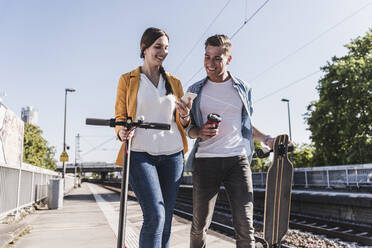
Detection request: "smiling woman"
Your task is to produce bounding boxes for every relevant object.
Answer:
[113,27,194,248]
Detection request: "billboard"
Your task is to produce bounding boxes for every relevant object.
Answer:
[0,104,24,167]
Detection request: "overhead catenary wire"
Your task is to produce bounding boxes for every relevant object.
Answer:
[185,67,204,88]
[80,135,119,151]
[230,0,270,39]
[80,137,96,149]
[173,0,232,73]
[248,1,372,84]
[185,1,371,98]
[244,0,248,21]
[253,69,322,104]
[81,136,116,156]
[184,0,271,87]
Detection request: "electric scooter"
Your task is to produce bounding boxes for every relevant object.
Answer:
[86,117,170,248]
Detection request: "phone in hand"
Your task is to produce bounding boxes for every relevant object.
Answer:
[181,92,197,104]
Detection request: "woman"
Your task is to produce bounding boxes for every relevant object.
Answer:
[114,27,192,248]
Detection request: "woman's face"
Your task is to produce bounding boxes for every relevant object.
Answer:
[143,35,169,67]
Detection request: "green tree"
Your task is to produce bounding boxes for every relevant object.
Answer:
[252,141,314,170]
[23,123,57,170]
[305,29,372,166]
[292,143,314,168]
[251,141,269,172]
[44,146,57,170]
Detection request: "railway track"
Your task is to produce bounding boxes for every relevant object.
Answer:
[101,182,372,247]
[176,187,372,247]
[101,184,274,247]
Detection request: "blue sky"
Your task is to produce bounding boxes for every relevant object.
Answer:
[1,0,371,164]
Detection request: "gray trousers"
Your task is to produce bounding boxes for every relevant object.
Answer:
[190,155,255,248]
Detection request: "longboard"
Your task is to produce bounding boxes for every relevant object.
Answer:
[263,134,293,247]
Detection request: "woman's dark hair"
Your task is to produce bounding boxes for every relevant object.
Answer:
[140,27,173,95]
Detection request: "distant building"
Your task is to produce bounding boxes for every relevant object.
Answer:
[0,91,6,104]
[21,106,38,126]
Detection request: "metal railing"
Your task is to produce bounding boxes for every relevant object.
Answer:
[182,163,372,189]
[252,163,372,188]
[290,163,372,188]
[0,162,76,219]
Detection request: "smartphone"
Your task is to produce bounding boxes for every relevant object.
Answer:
[181,92,197,104]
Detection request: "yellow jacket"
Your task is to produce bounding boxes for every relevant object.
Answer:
[115,66,188,165]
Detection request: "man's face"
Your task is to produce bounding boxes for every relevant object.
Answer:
[204,45,231,82]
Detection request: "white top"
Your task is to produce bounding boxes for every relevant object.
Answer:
[195,79,247,158]
[130,73,183,155]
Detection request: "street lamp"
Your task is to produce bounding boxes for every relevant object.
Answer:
[62,88,76,178]
[281,98,292,141]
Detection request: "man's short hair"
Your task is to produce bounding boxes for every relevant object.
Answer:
[205,34,232,56]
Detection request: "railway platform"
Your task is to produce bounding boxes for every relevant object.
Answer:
[4,183,235,248]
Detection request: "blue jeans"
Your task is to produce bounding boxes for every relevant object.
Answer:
[129,151,184,248]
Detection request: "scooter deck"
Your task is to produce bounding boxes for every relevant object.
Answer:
[263,134,293,247]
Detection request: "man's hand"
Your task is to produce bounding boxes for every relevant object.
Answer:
[265,137,275,150]
[264,136,293,150]
[191,123,219,141]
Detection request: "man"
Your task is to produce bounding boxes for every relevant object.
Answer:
[186,34,275,248]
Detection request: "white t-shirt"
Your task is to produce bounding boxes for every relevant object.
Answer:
[195,79,247,158]
[130,73,183,155]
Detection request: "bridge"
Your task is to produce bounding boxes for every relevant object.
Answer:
[56,162,122,173]
[56,162,122,181]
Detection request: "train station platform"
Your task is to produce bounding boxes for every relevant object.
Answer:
[7,183,235,248]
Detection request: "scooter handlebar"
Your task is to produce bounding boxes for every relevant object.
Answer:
[85,118,170,130]
[86,118,114,126]
[139,122,170,130]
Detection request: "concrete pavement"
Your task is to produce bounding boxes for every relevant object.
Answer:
[2,183,235,248]
[10,183,116,248]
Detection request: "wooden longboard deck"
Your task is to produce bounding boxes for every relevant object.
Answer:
[264,135,293,247]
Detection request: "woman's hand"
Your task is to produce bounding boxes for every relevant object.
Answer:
[118,126,135,141]
[175,97,193,119]
[176,97,193,127]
